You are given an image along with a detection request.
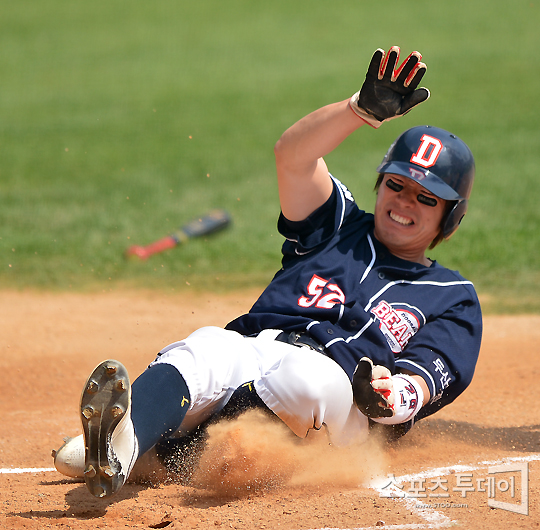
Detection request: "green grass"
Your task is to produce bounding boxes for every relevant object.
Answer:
[1,0,539,312]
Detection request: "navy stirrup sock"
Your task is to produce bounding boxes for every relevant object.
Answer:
[218,381,273,420]
[131,363,191,456]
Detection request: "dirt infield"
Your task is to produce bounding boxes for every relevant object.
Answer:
[0,289,538,529]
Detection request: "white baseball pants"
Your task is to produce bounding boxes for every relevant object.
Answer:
[149,326,368,446]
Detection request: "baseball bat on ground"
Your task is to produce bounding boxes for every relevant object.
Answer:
[125,209,232,260]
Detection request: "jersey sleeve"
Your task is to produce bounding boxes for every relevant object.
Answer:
[394,292,482,419]
[278,176,356,257]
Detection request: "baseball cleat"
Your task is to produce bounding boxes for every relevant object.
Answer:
[80,359,138,498]
[52,434,85,478]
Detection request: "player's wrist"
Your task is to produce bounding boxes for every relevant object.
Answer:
[348,90,383,129]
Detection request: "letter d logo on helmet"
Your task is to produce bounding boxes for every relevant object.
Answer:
[377,125,475,238]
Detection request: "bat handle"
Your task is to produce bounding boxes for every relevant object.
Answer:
[125,236,177,260]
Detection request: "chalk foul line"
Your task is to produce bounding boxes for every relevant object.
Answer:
[0,467,56,474]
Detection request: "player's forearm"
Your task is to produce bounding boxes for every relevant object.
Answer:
[274,99,365,176]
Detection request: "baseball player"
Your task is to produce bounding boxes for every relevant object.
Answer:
[53,46,482,498]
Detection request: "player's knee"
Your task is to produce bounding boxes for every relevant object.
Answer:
[257,349,353,436]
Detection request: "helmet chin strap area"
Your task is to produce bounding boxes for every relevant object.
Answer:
[443,200,468,239]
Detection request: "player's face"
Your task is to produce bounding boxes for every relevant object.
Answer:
[373,174,446,265]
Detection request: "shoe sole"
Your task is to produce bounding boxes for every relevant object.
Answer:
[80,359,130,498]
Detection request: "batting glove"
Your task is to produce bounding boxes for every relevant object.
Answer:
[349,46,430,129]
[352,357,424,424]
[352,357,394,418]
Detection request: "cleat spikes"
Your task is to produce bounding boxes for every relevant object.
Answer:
[105,364,118,376]
[86,381,99,394]
[95,487,106,498]
[101,466,114,477]
[115,379,127,392]
[110,406,123,418]
[82,407,94,420]
[84,464,97,478]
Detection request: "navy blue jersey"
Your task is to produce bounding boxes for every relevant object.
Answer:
[227,177,482,420]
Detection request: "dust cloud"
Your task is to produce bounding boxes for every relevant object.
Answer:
[189,410,387,496]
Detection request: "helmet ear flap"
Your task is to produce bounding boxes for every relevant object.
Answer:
[443,200,468,239]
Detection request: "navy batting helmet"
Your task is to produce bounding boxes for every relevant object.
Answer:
[377,125,475,238]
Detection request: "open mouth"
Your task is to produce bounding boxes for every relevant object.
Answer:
[389,210,413,226]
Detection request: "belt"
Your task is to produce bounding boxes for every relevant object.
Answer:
[275,331,328,355]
